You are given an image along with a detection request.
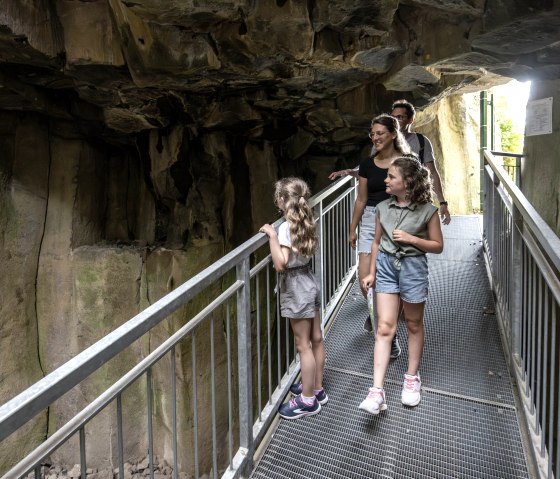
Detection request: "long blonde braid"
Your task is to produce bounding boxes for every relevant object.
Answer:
[273,177,317,258]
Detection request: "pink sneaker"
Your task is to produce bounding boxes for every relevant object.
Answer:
[401,374,421,406]
[358,387,387,415]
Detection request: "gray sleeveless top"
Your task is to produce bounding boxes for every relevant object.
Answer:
[376,197,438,257]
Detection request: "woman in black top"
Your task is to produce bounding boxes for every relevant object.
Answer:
[348,115,411,350]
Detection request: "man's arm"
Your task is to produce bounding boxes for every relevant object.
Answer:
[329,145,378,181]
[425,162,451,225]
[419,135,451,225]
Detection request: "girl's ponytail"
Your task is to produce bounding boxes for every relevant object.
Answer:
[274,178,317,257]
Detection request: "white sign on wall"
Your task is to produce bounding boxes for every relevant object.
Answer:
[525,97,553,136]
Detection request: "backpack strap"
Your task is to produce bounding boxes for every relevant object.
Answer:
[416,133,425,164]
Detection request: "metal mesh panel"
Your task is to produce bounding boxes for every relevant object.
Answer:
[324,290,514,404]
[427,238,484,262]
[252,371,527,479]
[421,305,514,403]
[428,259,494,311]
[435,215,482,240]
[251,216,529,479]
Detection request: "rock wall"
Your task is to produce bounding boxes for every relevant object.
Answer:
[0,113,49,472]
[0,113,230,474]
[415,94,482,215]
[522,79,560,235]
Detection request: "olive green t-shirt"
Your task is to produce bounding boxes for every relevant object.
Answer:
[376,197,438,257]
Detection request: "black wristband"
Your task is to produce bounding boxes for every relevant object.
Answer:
[440,201,448,206]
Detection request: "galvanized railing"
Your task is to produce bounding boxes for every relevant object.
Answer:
[491,150,523,188]
[483,149,560,479]
[0,177,357,479]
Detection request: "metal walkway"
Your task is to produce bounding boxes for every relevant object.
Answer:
[251,216,531,479]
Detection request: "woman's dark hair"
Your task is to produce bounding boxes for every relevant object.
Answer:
[370,114,411,155]
[391,156,433,204]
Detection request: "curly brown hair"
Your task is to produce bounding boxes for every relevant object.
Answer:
[274,177,318,257]
[391,156,433,204]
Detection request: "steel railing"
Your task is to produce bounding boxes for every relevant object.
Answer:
[490,150,524,188]
[483,149,560,479]
[0,177,357,479]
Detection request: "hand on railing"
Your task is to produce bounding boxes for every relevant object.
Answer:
[328,169,358,180]
[259,224,277,238]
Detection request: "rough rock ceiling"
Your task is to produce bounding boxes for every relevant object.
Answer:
[0,0,559,142]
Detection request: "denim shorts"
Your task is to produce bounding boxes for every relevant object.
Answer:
[358,206,376,254]
[375,251,429,304]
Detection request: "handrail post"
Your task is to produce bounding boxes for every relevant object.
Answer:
[510,205,523,366]
[236,256,253,476]
[480,92,488,211]
[314,201,325,323]
[482,148,493,255]
[352,177,358,272]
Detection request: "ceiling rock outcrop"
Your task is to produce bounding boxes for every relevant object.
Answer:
[0,0,559,144]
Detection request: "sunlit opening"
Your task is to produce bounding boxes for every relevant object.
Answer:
[491,80,531,153]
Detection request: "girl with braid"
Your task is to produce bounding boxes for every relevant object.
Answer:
[360,157,443,415]
[260,177,327,419]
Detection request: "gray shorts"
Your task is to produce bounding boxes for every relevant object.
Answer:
[358,206,376,255]
[279,269,320,319]
[375,251,429,304]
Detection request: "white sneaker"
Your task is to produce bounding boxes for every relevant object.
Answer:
[359,387,387,415]
[401,374,421,406]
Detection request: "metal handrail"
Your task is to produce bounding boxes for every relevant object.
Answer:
[0,232,269,443]
[489,149,525,188]
[0,176,358,479]
[490,150,525,158]
[484,150,560,272]
[482,149,560,479]
[4,281,244,478]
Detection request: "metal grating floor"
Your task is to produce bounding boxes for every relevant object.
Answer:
[251,216,530,479]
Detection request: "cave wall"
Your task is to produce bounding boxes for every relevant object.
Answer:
[0,113,50,469]
[0,112,231,473]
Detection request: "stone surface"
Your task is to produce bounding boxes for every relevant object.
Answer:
[414,93,482,214]
[0,1,558,137]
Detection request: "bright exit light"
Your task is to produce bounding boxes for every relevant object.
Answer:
[492,80,531,153]
[494,80,531,129]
